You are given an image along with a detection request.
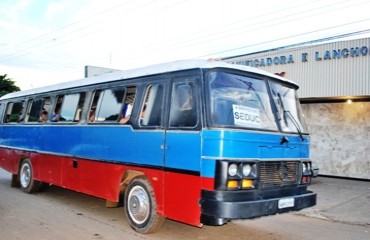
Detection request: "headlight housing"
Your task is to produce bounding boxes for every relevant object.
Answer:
[301,161,312,184]
[218,161,258,190]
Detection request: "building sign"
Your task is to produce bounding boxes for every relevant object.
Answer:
[229,45,370,67]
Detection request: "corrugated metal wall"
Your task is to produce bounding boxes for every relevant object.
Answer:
[225,37,370,99]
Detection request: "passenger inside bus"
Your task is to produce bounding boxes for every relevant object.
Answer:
[39,110,48,123]
[89,110,95,122]
[51,109,60,122]
[119,103,132,124]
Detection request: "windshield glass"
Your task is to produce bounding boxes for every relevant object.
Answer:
[208,71,277,131]
[270,82,308,133]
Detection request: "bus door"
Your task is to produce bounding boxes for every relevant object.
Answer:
[164,76,202,226]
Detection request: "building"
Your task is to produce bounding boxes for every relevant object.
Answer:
[223,37,370,180]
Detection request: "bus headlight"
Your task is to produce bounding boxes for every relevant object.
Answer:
[242,164,252,176]
[228,163,238,177]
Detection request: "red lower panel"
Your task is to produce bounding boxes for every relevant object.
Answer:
[30,153,166,205]
[164,172,202,227]
[0,149,165,205]
[0,148,24,174]
[0,148,214,226]
[201,176,215,191]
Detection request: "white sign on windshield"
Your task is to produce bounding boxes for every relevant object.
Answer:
[232,104,261,128]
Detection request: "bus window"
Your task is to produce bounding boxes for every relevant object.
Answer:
[141,84,164,127]
[51,96,63,122]
[27,99,43,122]
[119,87,137,124]
[59,93,86,122]
[26,97,50,123]
[169,81,197,128]
[4,101,24,123]
[90,89,125,122]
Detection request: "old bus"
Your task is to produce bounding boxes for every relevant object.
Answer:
[0,60,316,233]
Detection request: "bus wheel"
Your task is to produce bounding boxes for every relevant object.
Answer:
[19,159,40,193]
[124,178,165,233]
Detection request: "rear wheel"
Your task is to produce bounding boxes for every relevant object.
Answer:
[19,159,40,193]
[125,178,165,233]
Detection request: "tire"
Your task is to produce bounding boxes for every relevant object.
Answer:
[19,159,40,193]
[124,178,165,234]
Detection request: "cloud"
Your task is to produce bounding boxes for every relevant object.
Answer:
[45,2,69,22]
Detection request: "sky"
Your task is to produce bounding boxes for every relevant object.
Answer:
[0,0,370,90]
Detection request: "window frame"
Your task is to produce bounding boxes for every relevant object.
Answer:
[4,100,24,123]
[88,86,137,124]
[168,76,200,130]
[52,92,86,123]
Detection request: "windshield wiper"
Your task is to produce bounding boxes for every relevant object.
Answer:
[277,93,304,141]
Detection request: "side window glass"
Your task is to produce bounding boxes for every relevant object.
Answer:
[90,89,125,122]
[52,96,63,122]
[4,101,24,123]
[141,84,164,127]
[89,90,101,122]
[59,93,86,122]
[119,87,137,124]
[26,97,51,123]
[27,99,43,122]
[169,81,198,128]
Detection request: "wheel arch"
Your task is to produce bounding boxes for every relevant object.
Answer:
[119,169,146,194]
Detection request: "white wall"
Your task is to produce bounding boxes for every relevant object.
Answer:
[302,102,370,179]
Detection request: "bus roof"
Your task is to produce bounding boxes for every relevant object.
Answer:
[0,59,297,100]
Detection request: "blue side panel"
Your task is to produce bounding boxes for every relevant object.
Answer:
[0,125,165,167]
[202,129,310,160]
[165,131,201,172]
[200,129,310,178]
[201,158,216,178]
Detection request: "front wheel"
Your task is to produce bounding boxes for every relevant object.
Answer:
[124,178,165,234]
[19,159,40,193]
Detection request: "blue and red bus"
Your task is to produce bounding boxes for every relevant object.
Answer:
[0,60,316,233]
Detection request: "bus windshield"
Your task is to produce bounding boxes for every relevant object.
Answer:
[208,71,277,131]
[270,82,308,134]
[208,71,307,133]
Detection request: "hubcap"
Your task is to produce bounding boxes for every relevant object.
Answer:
[128,185,150,225]
[20,163,31,188]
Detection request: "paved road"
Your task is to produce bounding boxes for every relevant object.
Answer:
[0,168,369,240]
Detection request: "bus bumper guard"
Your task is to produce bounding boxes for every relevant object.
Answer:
[200,190,317,226]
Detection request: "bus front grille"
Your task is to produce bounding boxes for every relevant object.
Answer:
[259,161,300,189]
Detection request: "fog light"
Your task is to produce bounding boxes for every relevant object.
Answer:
[242,179,254,189]
[227,180,238,189]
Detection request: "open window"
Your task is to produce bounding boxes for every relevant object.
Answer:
[89,87,137,124]
[4,101,24,123]
[26,97,51,123]
[54,93,86,122]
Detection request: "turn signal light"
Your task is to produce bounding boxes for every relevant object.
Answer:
[242,179,254,189]
[301,176,311,184]
[227,180,238,189]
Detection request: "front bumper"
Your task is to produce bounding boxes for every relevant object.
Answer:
[201,190,317,226]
